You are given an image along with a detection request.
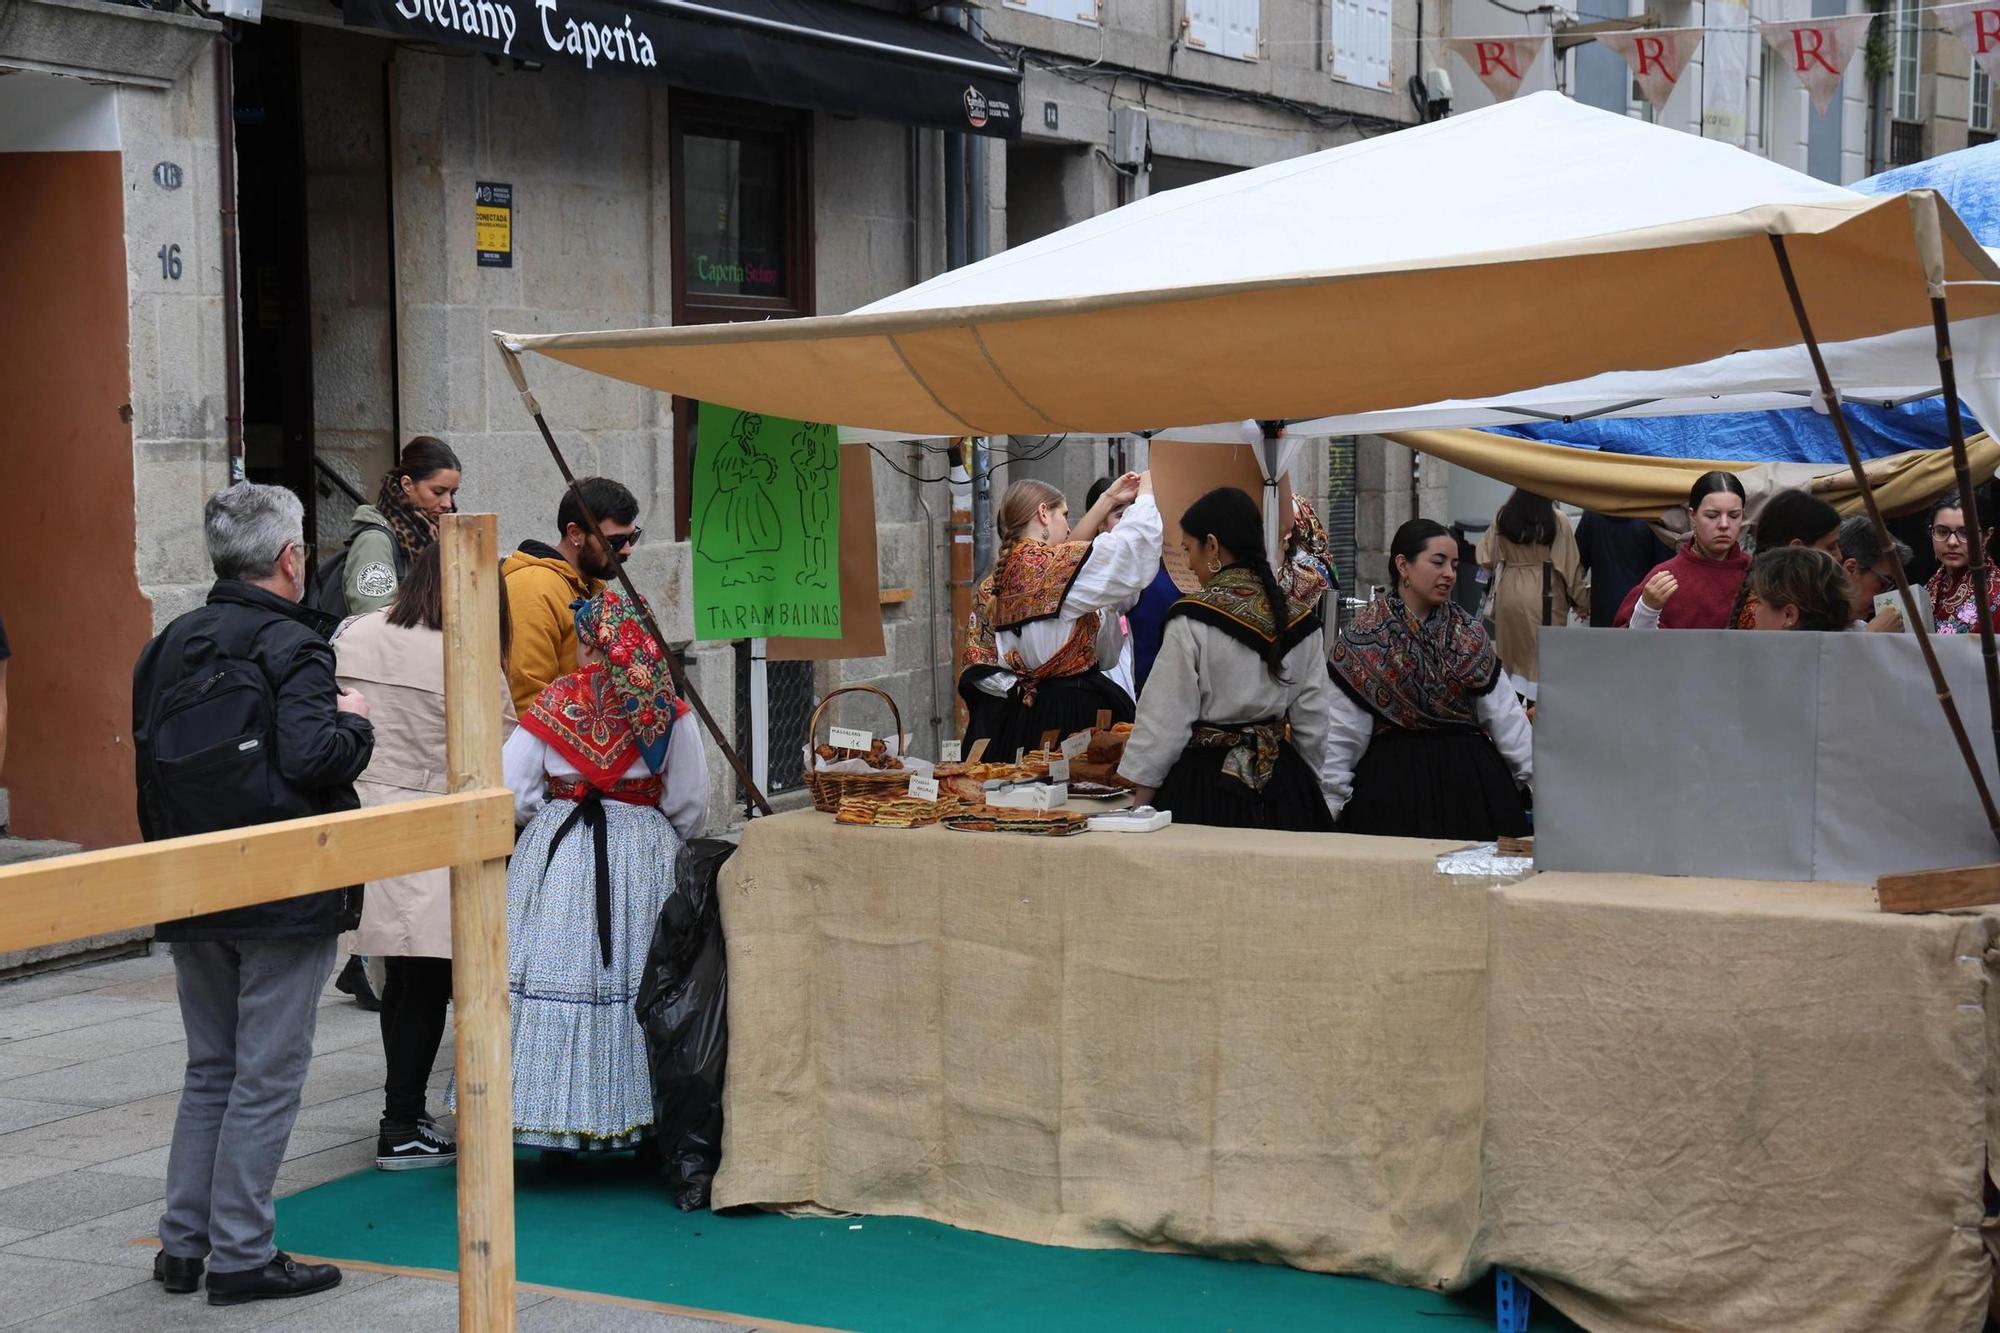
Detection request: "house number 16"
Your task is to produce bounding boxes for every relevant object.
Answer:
[158,244,183,280]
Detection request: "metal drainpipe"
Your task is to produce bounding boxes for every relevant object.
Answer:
[963,7,995,580]
[217,33,245,484]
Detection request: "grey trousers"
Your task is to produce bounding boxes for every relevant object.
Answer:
[159,936,337,1273]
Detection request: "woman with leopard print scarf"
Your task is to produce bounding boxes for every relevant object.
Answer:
[340,437,463,616]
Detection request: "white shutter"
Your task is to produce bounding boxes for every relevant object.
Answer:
[1001,0,1099,26]
[1361,0,1391,88]
[1330,0,1362,85]
[1222,0,1261,60]
[1184,0,1224,54]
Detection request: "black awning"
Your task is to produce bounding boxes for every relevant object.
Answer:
[343,0,1021,138]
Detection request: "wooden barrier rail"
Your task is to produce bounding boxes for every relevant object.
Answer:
[0,790,514,957]
[0,513,518,1332]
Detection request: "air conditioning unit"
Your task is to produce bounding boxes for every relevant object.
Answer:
[1110,106,1148,168]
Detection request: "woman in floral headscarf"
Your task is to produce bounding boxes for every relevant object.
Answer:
[485,587,709,1157]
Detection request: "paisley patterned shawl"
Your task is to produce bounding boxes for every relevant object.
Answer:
[523,665,652,790]
[1329,593,1501,732]
[961,574,1000,672]
[990,540,1093,632]
[1284,497,1337,600]
[1166,565,1323,657]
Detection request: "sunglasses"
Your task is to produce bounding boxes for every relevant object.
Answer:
[605,528,642,552]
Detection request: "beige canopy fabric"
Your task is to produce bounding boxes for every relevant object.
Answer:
[1386,427,1999,524]
[500,96,2000,437]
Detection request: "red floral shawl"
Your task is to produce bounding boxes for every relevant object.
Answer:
[990,540,1092,632]
[523,664,689,790]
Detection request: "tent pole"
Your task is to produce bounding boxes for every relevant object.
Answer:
[1927,295,2000,778]
[1768,236,2000,847]
[1261,420,1283,563]
[493,339,775,817]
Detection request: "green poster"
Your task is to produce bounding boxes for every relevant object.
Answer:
[691,404,842,641]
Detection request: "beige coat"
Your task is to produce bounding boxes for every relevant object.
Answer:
[1476,511,1590,684]
[335,612,517,958]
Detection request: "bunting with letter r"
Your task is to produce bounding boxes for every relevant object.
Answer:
[1596,29,1703,115]
[1444,35,1550,101]
[1938,0,2000,84]
[1758,13,1873,115]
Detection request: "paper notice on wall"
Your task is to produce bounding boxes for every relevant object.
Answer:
[692,404,842,641]
[1149,442,1294,595]
[1702,2,1751,145]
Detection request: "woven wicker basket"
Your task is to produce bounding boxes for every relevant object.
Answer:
[805,685,913,813]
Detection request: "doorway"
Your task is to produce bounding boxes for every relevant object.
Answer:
[231,23,319,538]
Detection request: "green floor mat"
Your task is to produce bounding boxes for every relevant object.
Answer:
[277,1154,1578,1332]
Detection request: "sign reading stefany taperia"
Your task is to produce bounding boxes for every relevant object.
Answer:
[475,181,512,268]
[691,404,842,641]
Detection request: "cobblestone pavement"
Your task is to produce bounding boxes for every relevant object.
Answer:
[0,950,762,1332]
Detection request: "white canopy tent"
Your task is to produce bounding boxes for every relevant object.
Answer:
[501,92,2000,442]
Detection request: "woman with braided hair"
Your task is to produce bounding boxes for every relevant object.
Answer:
[958,471,1160,758]
[1120,487,1334,831]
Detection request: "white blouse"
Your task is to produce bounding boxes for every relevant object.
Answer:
[974,495,1164,698]
[1119,618,1331,788]
[503,716,711,841]
[1318,673,1533,821]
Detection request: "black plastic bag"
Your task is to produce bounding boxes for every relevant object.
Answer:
[636,836,736,1211]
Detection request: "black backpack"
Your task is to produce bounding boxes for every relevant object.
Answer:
[307,521,405,620]
[136,621,305,840]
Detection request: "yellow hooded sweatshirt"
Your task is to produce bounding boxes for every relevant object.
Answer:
[502,541,603,715]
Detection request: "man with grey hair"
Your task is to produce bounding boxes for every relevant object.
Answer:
[132,482,374,1306]
[1836,513,1916,630]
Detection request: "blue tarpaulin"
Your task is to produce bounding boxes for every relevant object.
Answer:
[1498,142,2000,464]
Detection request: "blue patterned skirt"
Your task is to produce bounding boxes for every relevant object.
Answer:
[453,795,681,1151]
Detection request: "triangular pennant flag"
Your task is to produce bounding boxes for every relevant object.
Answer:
[1938,2,2000,83]
[1445,36,1551,102]
[1596,29,1704,114]
[1758,13,1874,115]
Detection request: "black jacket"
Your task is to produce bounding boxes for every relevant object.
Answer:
[135,581,375,942]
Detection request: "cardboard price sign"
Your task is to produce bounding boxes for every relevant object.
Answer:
[1149,441,1294,594]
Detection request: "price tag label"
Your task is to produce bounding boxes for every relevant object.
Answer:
[940,740,963,763]
[828,727,873,750]
[1059,731,1091,759]
[908,775,940,801]
[1048,758,1072,783]
[967,738,990,764]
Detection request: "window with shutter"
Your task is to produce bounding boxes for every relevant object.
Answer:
[1331,0,1392,88]
[1184,0,1225,55]
[1222,0,1261,60]
[1002,0,1100,27]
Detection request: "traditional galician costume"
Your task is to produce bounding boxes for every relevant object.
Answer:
[1119,562,1335,831]
[481,588,709,1153]
[1322,593,1532,841]
[959,496,1161,759]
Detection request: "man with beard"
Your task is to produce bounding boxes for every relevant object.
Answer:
[503,477,642,714]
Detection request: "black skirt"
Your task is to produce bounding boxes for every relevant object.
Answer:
[1153,740,1335,833]
[963,668,1133,761]
[1336,725,1529,841]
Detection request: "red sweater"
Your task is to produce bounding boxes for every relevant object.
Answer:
[1613,545,1750,629]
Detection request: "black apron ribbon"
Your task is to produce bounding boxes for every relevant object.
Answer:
[547,789,614,969]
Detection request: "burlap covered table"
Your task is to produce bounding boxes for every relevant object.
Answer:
[715,813,2000,1331]
[715,812,1496,1289]
[1479,873,1999,1333]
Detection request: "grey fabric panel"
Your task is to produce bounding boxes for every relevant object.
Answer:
[1812,632,1999,879]
[1536,628,1820,879]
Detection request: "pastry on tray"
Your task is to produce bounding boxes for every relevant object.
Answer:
[835,795,951,828]
[943,805,1089,836]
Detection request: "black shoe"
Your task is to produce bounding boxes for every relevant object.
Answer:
[334,956,380,1012]
[206,1252,341,1306]
[152,1250,203,1295]
[376,1118,456,1171]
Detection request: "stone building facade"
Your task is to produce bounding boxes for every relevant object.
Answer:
[2,0,1437,854]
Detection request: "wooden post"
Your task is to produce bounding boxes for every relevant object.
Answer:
[441,514,517,1331]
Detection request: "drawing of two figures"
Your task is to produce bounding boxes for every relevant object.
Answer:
[697,412,837,590]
